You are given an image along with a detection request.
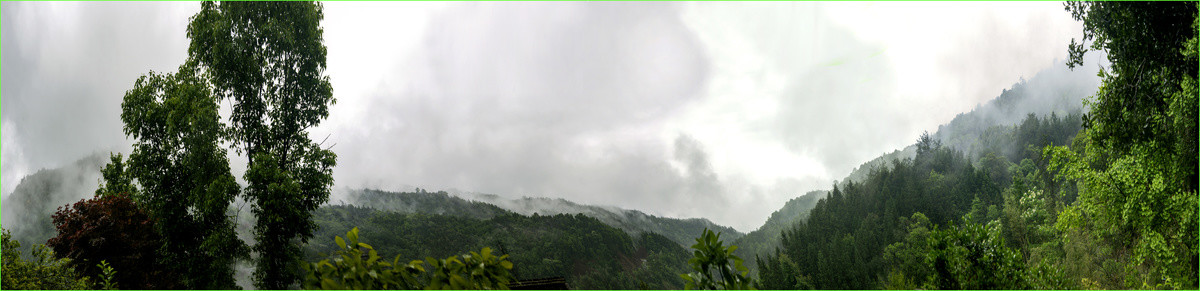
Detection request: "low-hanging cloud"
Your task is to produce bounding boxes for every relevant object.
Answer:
[320,2,756,226]
[4,2,1095,232]
[1,2,196,197]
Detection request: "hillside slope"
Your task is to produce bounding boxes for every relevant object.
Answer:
[733,190,824,270]
[344,189,743,247]
[307,205,692,289]
[0,153,107,251]
[738,60,1096,276]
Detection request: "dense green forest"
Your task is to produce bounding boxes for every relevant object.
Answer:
[306,205,692,289]
[732,41,1098,275]
[731,190,823,273]
[758,112,1082,289]
[2,1,1196,290]
[342,189,742,246]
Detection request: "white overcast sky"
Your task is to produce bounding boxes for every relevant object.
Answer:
[2,2,1088,231]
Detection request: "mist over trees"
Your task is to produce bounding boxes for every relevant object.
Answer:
[1,1,1195,290]
[343,189,743,247]
[0,154,106,257]
[754,1,1197,289]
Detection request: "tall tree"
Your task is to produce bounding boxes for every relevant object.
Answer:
[187,2,337,288]
[1065,1,1198,192]
[1049,1,1198,288]
[120,64,249,289]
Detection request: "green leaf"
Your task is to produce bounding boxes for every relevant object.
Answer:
[348,227,360,244]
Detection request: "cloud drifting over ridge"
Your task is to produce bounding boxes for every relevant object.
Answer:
[319,2,737,226]
[3,2,1091,231]
[1,2,197,196]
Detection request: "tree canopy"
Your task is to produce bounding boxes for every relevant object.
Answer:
[187,2,338,288]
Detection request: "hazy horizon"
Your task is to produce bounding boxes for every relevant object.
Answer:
[1,2,1103,231]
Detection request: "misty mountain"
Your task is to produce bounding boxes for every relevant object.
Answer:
[839,60,1097,188]
[756,109,1088,289]
[732,189,824,272]
[0,153,106,253]
[342,188,742,247]
[839,146,918,190]
[734,60,1096,274]
[342,189,511,220]
[932,60,1097,162]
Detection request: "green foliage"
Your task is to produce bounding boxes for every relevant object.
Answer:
[681,228,755,290]
[46,193,170,289]
[999,184,1056,254]
[120,64,248,289]
[303,227,427,289]
[764,140,984,289]
[1,229,94,290]
[95,153,139,198]
[925,221,1027,289]
[1049,1,1198,288]
[880,213,934,289]
[760,112,1085,289]
[423,247,514,290]
[1025,257,1073,290]
[303,227,514,290]
[732,190,822,274]
[308,205,688,289]
[754,254,812,290]
[244,152,336,289]
[188,2,337,288]
[1066,2,1198,171]
[1046,140,1198,288]
[97,260,118,290]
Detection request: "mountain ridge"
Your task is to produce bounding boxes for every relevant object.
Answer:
[341,188,743,247]
[731,59,1099,271]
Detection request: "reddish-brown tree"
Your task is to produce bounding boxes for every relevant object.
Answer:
[47,194,177,289]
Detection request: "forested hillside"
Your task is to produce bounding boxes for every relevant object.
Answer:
[343,189,743,246]
[731,190,823,273]
[933,61,1096,162]
[736,44,1096,276]
[0,153,106,255]
[344,189,510,220]
[755,2,1198,289]
[305,205,692,289]
[757,113,1079,288]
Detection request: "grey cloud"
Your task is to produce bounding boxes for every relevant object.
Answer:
[672,134,724,203]
[1,2,195,196]
[707,3,913,181]
[326,2,746,226]
[773,49,903,180]
[1,2,1097,232]
[419,2,708,132]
